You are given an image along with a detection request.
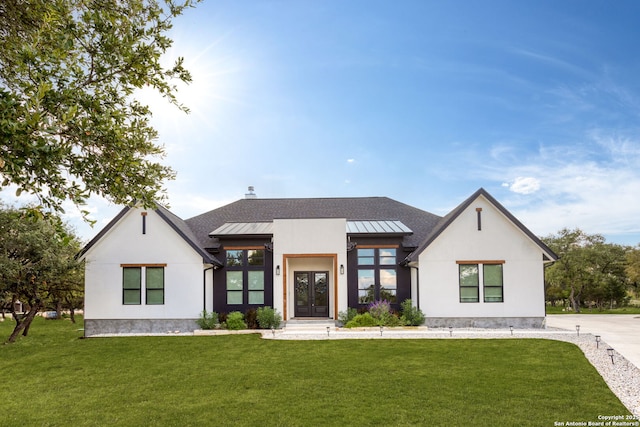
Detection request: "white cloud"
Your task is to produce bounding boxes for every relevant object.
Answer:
[485,137,640,243]
[503,177,541,194]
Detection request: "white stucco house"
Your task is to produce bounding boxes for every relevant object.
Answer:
[79,188,557,336]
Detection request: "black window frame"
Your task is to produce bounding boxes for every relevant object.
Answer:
[225,248,265,306]
[122,265,165,305]
[458,264,480,303]
[145,266,165,305]
[458,262,504,304]
[123,267,142,305]
[356,247,398,304]
[482,263,504,303]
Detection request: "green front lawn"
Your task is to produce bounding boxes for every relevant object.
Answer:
[546,305,640,314]
[0,316,630,426]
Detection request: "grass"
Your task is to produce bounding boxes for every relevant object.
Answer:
[0,316,631,426]
[546,305,640,314]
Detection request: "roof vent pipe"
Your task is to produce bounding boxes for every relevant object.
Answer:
[245,186,257,199]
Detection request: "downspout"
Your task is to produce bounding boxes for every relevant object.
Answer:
[409,265,420,310]
[203,266,215,312]
[402,253,420,310]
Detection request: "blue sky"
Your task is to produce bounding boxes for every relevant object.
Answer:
[5,0,640,245]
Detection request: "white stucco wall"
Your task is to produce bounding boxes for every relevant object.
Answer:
[272,218,348,319]
[83,208,205,320]
[418,195,546,319]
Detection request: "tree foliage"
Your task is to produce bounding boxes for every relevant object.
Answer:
[0,0,199,216]
[543,228,632,312]
[0,204,84,343]
[626,247,640,298]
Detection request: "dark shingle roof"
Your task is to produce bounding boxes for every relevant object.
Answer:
[80,190,555,266]
[185,197,443,249]
[154,205,222,266]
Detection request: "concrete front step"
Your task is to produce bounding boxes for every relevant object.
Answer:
[284,319,337,331]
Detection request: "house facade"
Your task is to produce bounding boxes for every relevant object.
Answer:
[79,188,557,336]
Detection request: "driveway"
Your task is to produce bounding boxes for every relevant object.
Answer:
[546,314,640,368]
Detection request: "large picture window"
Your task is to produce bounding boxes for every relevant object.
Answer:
[225,249,265,305]
[122,265,165,305]
[357,248,397,304]
[458,262,504,303]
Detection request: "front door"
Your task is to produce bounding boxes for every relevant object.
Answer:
[294,271,329,317]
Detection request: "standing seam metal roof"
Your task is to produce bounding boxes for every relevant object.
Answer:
[211,220,413,237]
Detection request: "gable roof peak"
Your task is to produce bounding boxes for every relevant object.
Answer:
[404,188,558,264]
[77,204,221,266]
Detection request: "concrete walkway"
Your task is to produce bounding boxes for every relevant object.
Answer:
[546,314,640,369]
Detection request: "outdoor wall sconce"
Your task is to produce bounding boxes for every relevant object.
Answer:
[509,326,513,336]
[449,326,453,337]
[607,348,615,364]
[576,325,580,336]
[595,335,601,349]
[276,265,280,275]
[340,264,344,275]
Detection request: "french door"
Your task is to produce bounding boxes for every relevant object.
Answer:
[294,271,329,317]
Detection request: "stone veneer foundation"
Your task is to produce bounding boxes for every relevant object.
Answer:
[84,319,199,336]
[425,317,545,329]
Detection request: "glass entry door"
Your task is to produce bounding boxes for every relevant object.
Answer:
[294,271,329,317]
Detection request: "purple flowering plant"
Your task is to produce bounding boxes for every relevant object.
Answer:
[368,300,392,320]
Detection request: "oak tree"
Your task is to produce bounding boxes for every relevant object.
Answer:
[0,204,84,343]
[543,228,631,311]
[0,0,199,216]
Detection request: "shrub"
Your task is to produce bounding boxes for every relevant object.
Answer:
[383,313,403,327]
[345,312,377,328]
[195,310,218,330]
[367,300,402,326]
[256,306,282,329]
[368,300,392,320]
[245,308,258,329]
[338,307,358,326]
[400,299,425,326]
[225,311,246,330]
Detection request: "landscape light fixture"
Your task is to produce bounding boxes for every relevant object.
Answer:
[326,326,330,337]
[379,325,383,336]
[276,265,281,275]
[510,325,513,336]
[271,327,275,337]
[576,325,580,336]
[449,326,453,337]
[607,348,615,364]
[595,335,601,349]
